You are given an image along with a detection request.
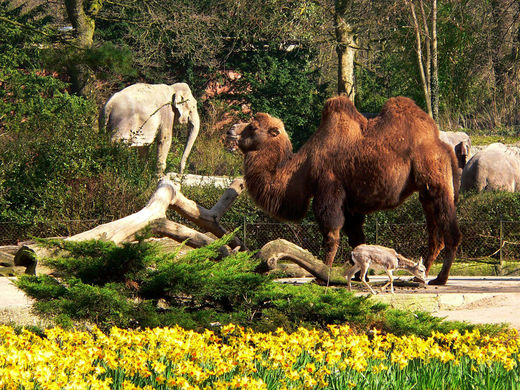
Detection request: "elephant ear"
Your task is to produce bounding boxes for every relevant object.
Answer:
[172,91,190,119]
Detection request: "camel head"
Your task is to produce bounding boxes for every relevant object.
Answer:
[225,123,247,152]
[226,113,291,154]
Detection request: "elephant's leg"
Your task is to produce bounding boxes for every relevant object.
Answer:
[156,107,174,175]
[313,184,345,267]
[343,213,367,281]
[420,189,461,286]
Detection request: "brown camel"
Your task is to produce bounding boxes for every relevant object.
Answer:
[227,96,461,285]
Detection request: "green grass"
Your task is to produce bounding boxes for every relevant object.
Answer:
[429,260,520,277]
[470,134,520,146]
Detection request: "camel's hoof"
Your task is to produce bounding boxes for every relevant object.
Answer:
[428,278,447,286]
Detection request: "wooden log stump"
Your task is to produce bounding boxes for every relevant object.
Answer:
[258,239,349,285]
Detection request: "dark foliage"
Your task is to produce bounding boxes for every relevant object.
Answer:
[16,236,496,336]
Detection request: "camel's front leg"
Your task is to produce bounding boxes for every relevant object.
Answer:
[313,183,345,267]
[323,228,341,267]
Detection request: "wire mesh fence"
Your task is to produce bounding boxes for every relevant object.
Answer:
[0,220,109,246]
[243,220,520,266]
[2,219,520,266]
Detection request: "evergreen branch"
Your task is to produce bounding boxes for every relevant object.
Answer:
[0,16,83,50]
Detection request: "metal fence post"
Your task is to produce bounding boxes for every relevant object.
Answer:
[243,216,247,247]
[499,219,504,276]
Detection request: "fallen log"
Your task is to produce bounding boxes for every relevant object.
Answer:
[258,239,349,285]
[66,179,178,244]
[150,218,231,257]
[14,177,246,273]
[167,175,245,250]
[257,239,426,289]
[14,241,68,275]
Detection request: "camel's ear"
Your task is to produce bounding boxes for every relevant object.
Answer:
[419,257,424,266]
[268,126,281,137]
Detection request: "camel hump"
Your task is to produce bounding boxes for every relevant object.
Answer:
[321,95,368,128]
[380,96,435,124]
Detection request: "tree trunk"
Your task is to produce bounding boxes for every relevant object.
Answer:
[431,0,439,121]
[491,0,516,88]
[419,0,431,97]
[63,0,104,97]
[335,0,357,99]
[408,0,433,117]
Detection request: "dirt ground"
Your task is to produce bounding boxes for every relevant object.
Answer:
[0,277,50,327]
[432,293,520,329]
[358,276,520,330]
[423,276,520,330]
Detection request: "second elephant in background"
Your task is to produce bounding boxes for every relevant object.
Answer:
[101,83,200,175]
[439,130,471,171]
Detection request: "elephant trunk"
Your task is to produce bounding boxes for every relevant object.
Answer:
[179,109,200,174]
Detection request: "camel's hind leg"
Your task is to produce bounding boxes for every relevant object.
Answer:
[346,261,360,291]
[419,189,461,286]
[343,213,367,281]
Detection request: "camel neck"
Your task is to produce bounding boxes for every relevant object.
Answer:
[243,148,311,220]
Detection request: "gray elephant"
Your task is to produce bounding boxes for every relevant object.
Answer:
[101,82,200,175]
[439,130,471,170]
[461,143,520,192]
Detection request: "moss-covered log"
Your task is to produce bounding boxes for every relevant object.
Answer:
[258,239,349,285]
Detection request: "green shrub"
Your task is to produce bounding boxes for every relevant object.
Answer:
[41,239,159,285]
[17,237,503,336]
[16,274,67,300]
[458,191,520,222]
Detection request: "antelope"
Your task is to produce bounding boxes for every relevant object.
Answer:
[346,244,426,294]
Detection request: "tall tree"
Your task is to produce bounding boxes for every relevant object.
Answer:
[334,0,358,98]
[407,0,437,119]
[64,0,104,97]
[431,0,438,120]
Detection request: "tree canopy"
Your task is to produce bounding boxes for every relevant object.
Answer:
[1,0,520,227]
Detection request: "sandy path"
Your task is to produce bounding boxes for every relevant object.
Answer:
[0,277,47,326]
[431,293,520,329]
